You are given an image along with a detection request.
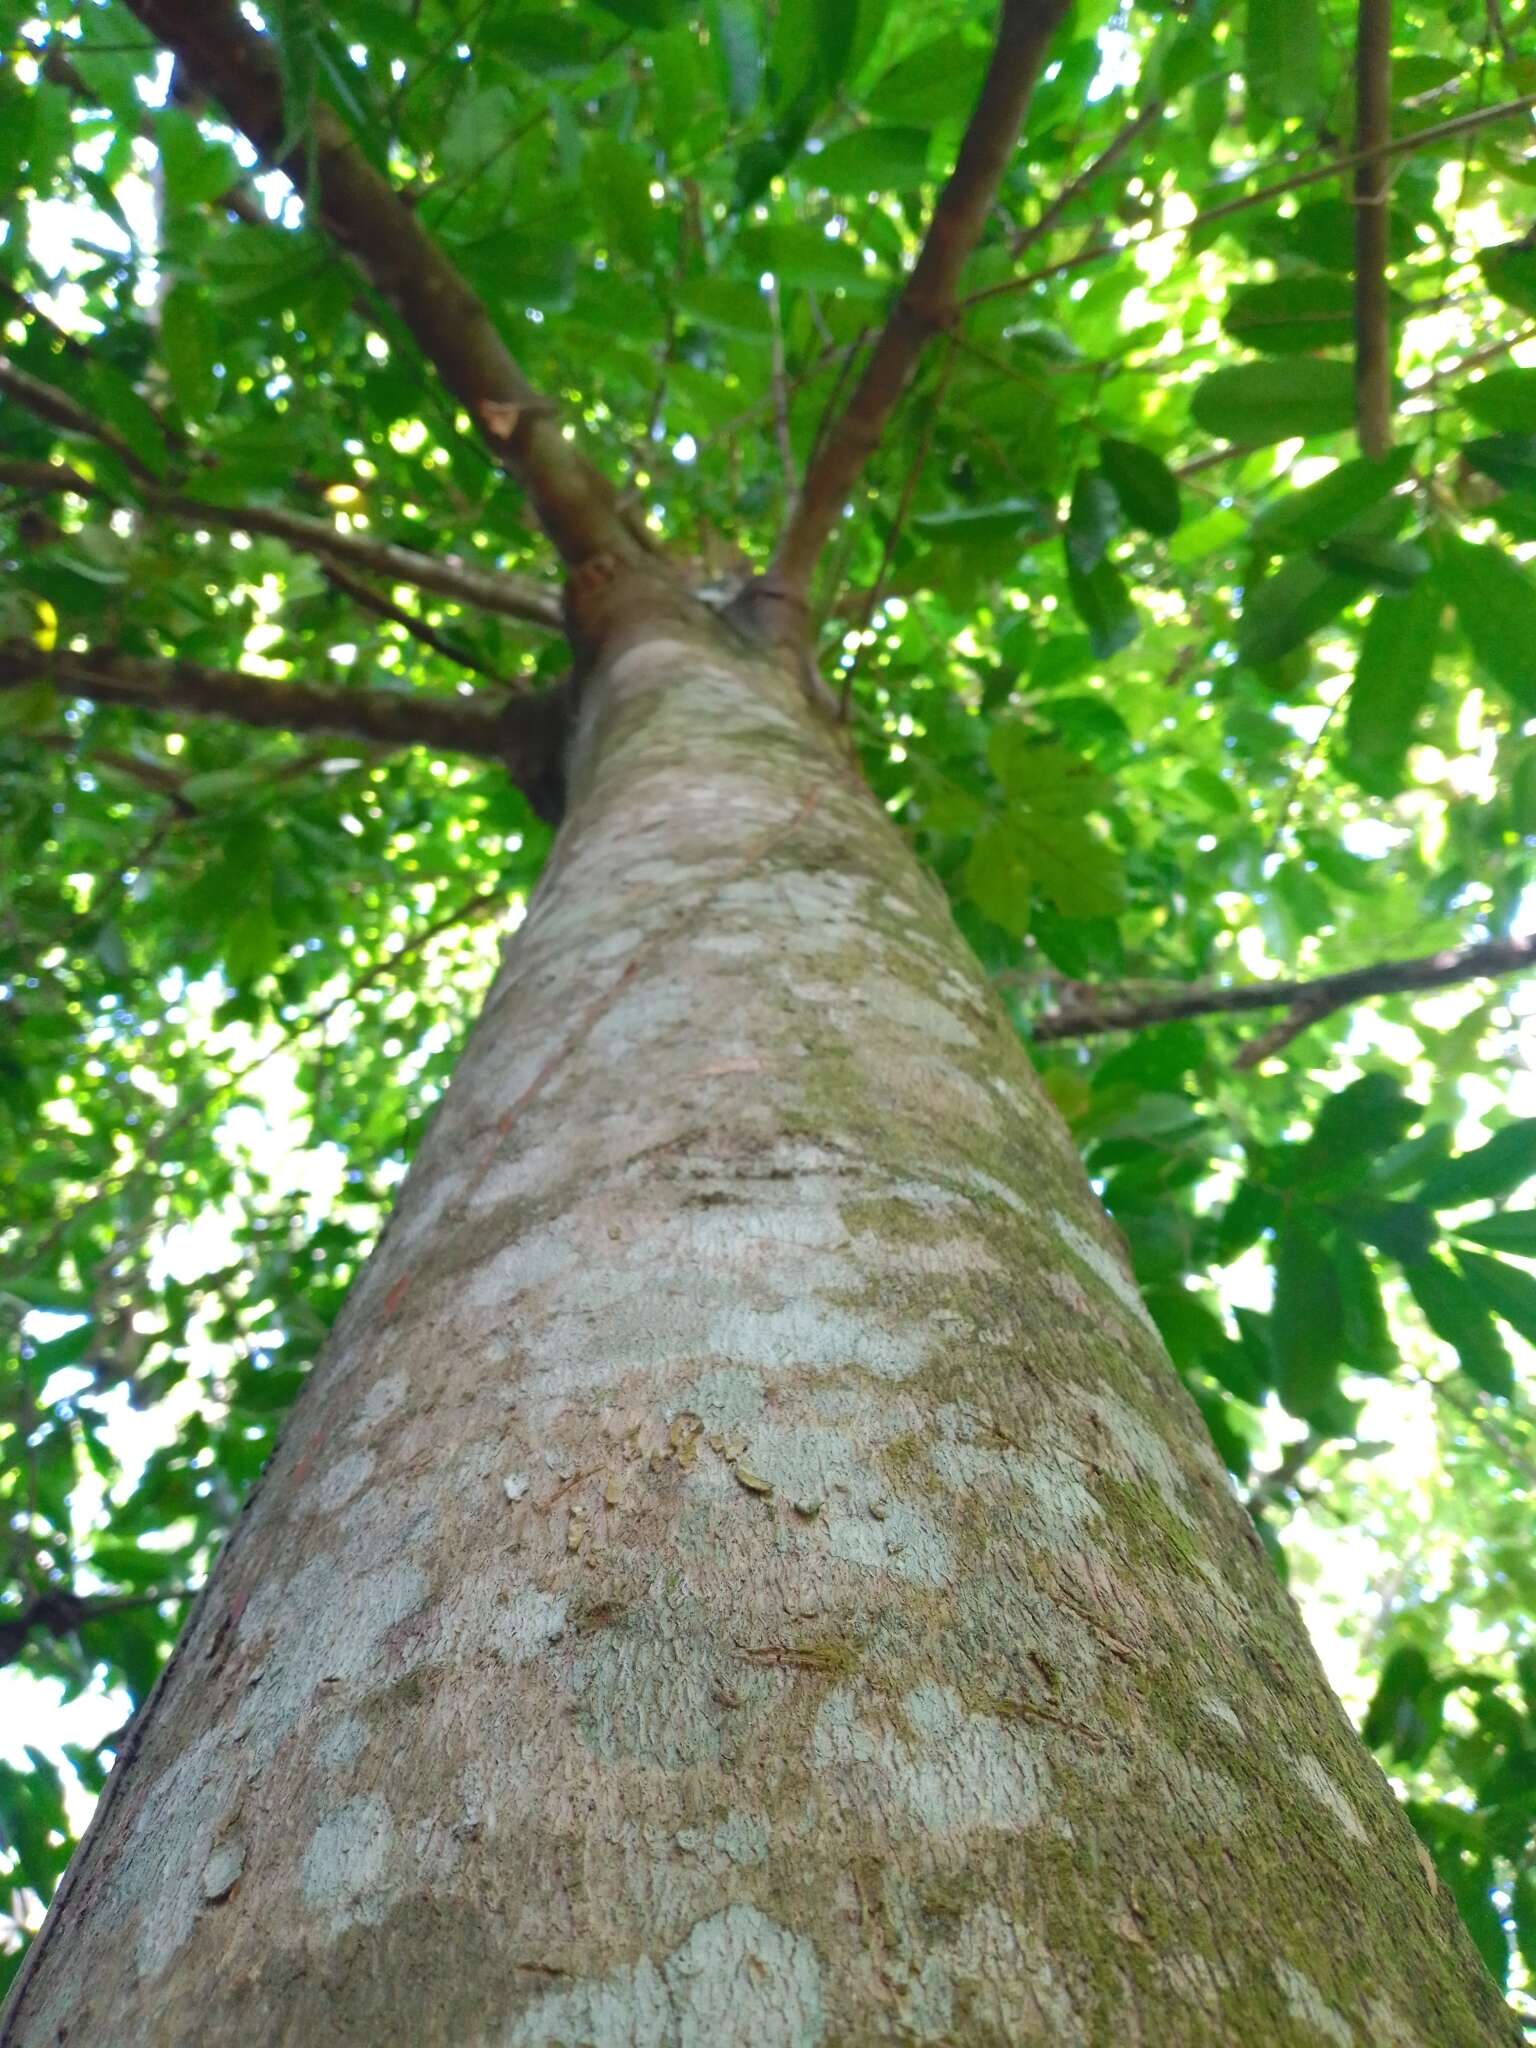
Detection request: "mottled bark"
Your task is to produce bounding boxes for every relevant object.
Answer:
[2,603,1512,2046]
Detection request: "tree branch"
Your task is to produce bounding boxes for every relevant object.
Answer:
[770,0,1072,601]
[121,0,632,568]
[316,559,506,681]
[1353,0,1395,460]
[1031,933,1536,1048]
[0,1586,194,1670]
[0,641,573,814]
[1009,97,1165,259]
[965,93,1536,313]
[0,454,563,632]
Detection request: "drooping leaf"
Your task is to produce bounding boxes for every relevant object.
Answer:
[1065,469,1120,574]
[1272,1220,1345,1417]
[1098,438,1181,538]
[1065,551,1138,658]
[1405,1256,1515,1399]
[1456,1250,1536,1351]
[160,282,219,423]
[1437,536,1536,711]
[1345,577,1441,790]
[1237,554,1361,669]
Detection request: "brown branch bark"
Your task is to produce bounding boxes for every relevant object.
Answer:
[1353,0,1395,460]
[1031,933,1536,1047]
[0,454,562,632]
[769,0,1072,600]
[121,0,632,568]
[0,641,573,814]
[965,93,1536,313]
[0,1587,194,1671]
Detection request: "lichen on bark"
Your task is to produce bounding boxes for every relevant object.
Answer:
[2,605,1515,2047]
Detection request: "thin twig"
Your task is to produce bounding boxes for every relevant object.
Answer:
[1030,932,1536,1046]
[964,93,1536,312]
[766,277,798,520]
[317,559,505,681]
[1009,98,1165,258]
[0,453,561,631]
[840,338,960,721]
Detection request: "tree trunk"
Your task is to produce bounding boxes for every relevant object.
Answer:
[2,594,1512,2046]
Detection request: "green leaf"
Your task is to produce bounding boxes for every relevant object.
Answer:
[1223,275,1355,356]
[1246,0,1321,115]
[977,737,1124,921]
[1452,1212,1536,1256]
[1337,1199,1437,1264]
[1098,438,1181,537]
[1237,554,1361,669]
[160,282,218,423]
[1481,243,1536,319]
[1251,451,1414,552]
[1461,370,1536,435]
[1191,359,1356,446]
[1272,1221,1344,1417]
[1333,1235,1396,1375]
[868,34,987,124]
[712,0,761,118]
[1422,1122,1536,1210]
[1293,1074,1418,1191]
[1314,534,1429,590]
[1462,434,1536,496]
[810,128,930,194]
[1065,470,1120,574]
[584,134,656,269]
[1456,1250,1536,1351]
[591,0,683,23]
[737,224,884,296]
[1437,535,1536,711]
[1345,577,1441,790]
[963,819,1034,936]
[155,109,241,210]
[1065,552,1138,658]
[1405,1256,1515,1399]
[269,0,321,158]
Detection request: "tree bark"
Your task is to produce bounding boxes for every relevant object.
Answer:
[1,597,1511,2045]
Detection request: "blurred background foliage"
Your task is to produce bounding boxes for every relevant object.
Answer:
[3,0,1536,2019]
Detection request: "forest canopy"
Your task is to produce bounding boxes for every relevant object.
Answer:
[2,0,1536,2021]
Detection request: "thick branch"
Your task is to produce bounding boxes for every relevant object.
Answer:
[0,454,562,632]
[0,641,573,813]
[1032,933,1536,1046]
[1353,0,1395,460]
[122,0,630,567]
[771,0,1072,599]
